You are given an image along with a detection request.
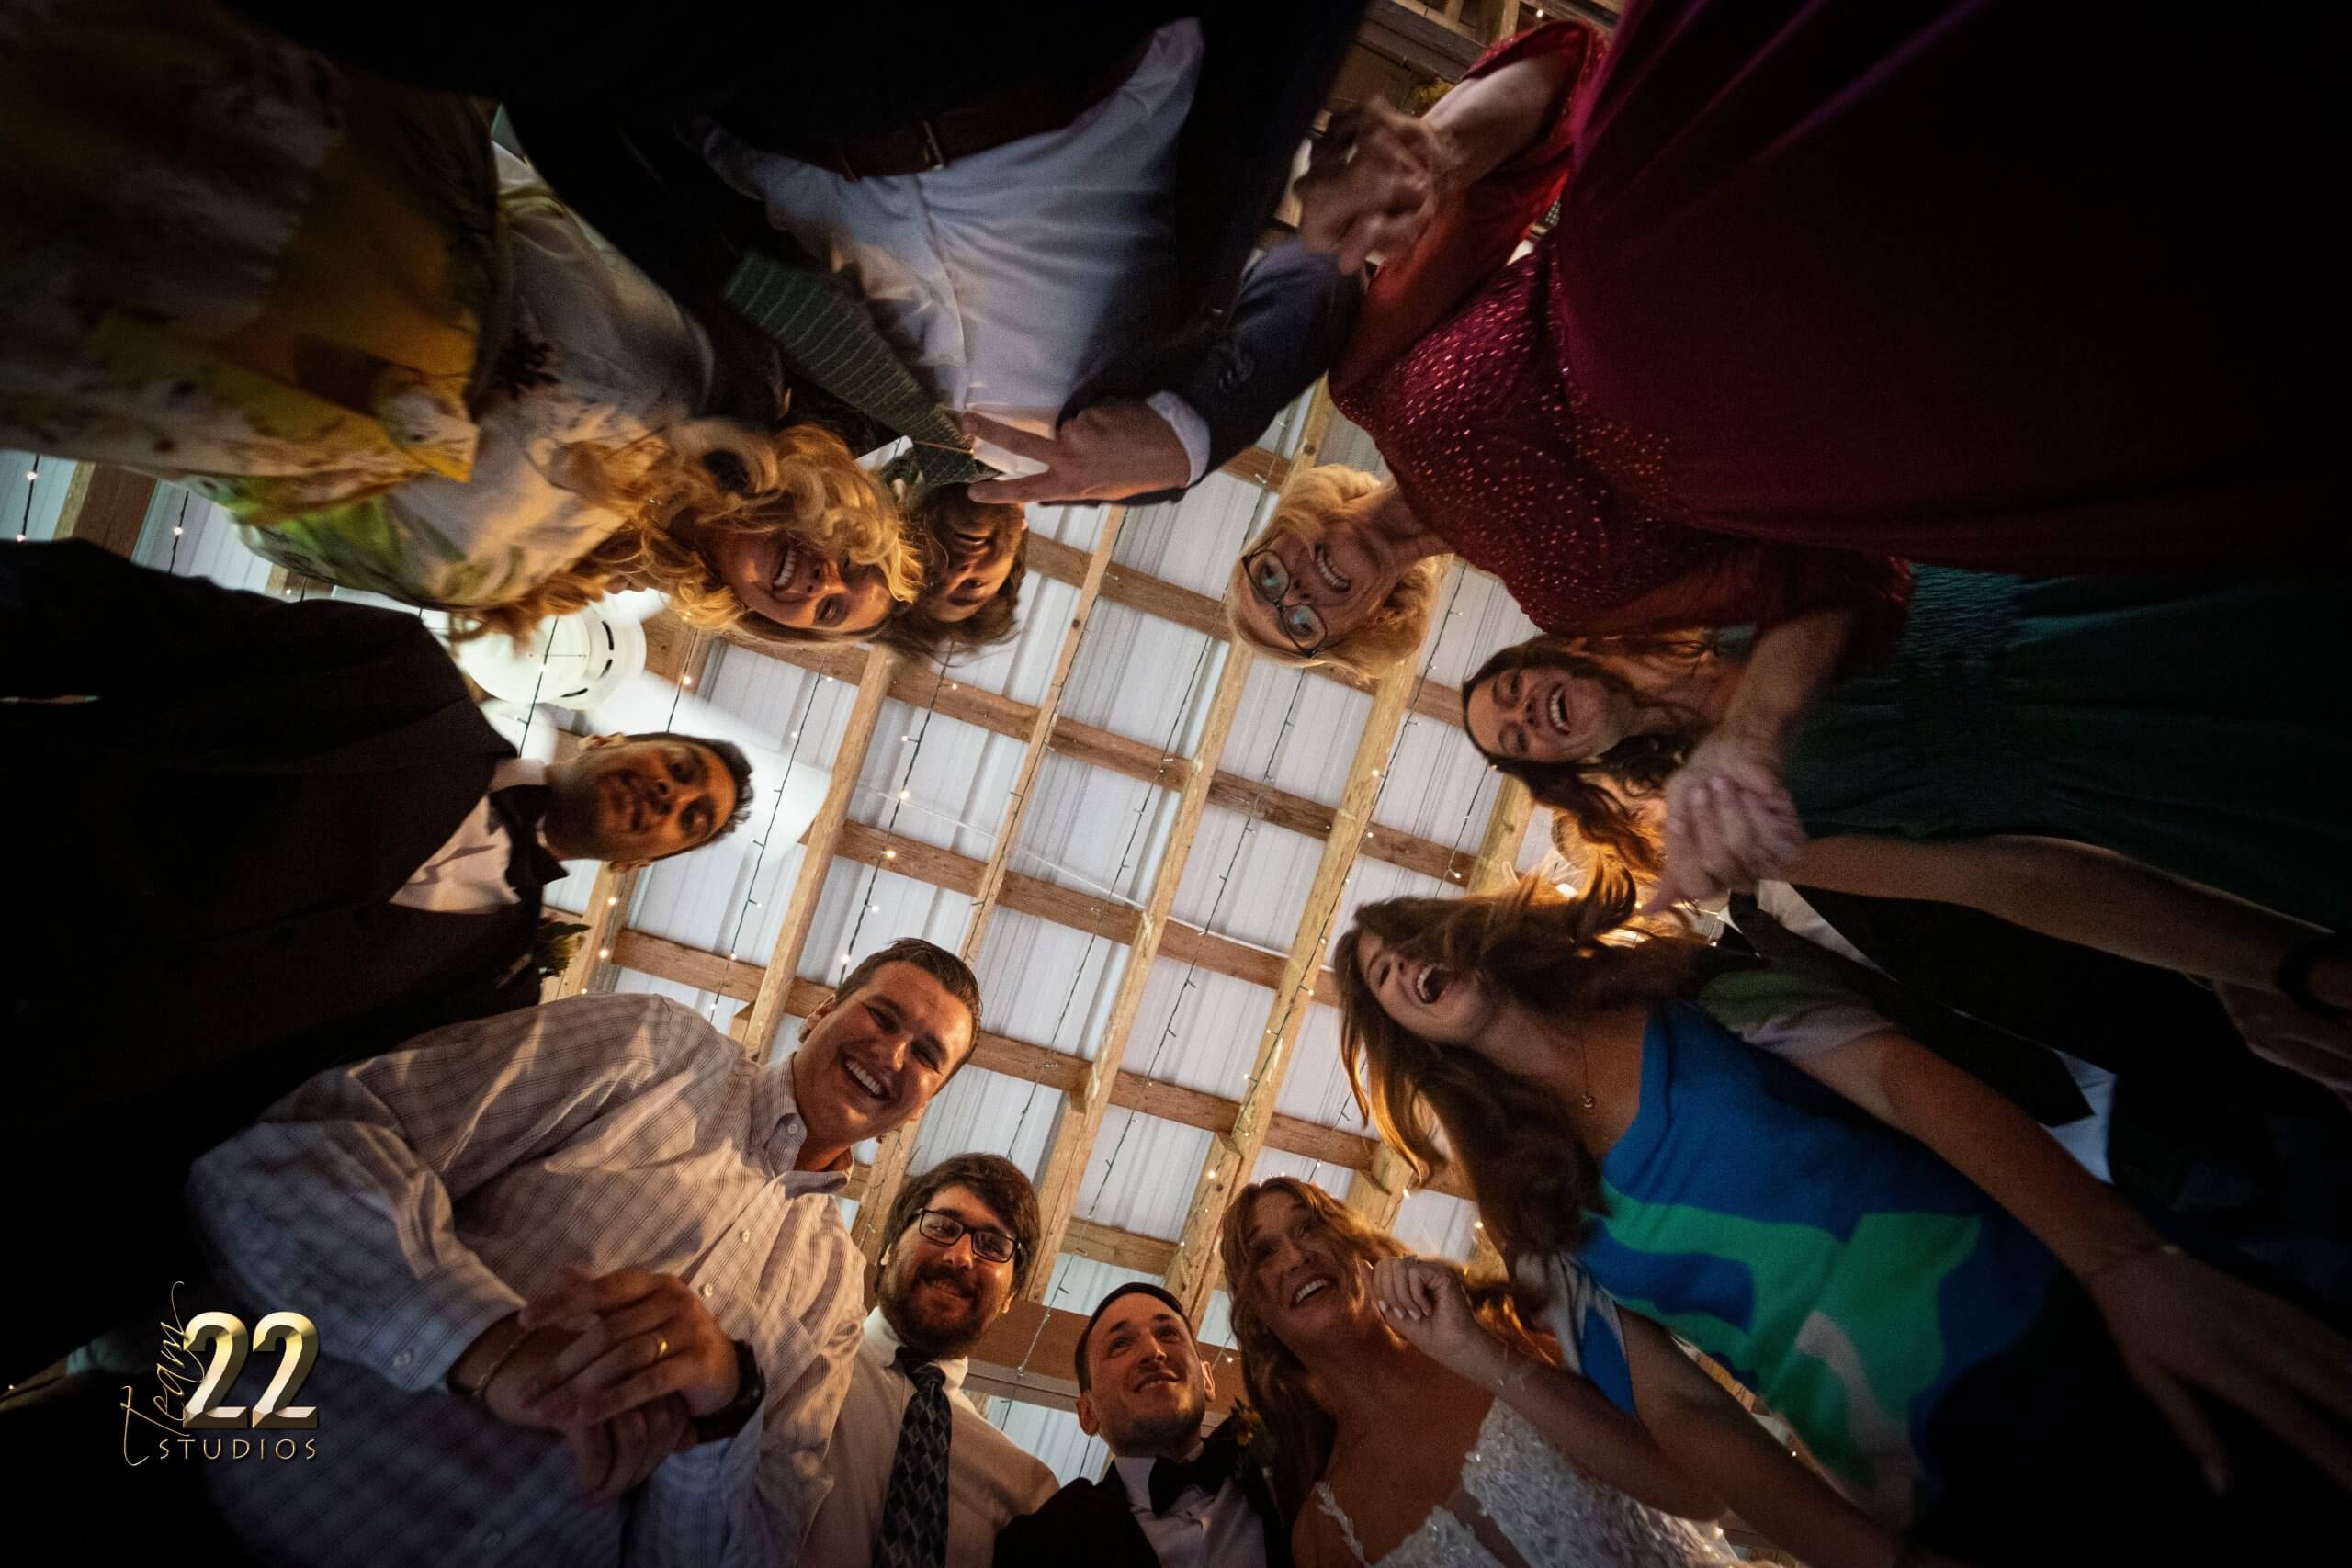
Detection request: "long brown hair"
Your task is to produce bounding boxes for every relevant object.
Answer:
[1214,1178,1548,1521]
[463,420,919,642]
[876,482,1029,660]
[1333,871,1712,1266]
[1459,635,1723,877]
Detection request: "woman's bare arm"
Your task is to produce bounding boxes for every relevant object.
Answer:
[1619,1311,1923,1568]
[1784,832,2325,989]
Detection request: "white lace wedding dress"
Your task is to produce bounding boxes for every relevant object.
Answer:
[1312,1400,1736,1568]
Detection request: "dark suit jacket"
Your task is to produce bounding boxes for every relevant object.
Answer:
[235,2,1369,494]
[1,544,547,1372]
[995,1416,1291,1568]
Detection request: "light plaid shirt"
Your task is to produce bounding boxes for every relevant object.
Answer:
[186,993,865,1568]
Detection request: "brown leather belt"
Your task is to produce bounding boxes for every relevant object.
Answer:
[734,35,1156,181]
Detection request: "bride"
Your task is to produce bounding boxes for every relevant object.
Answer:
[1218,1178,1935,1568]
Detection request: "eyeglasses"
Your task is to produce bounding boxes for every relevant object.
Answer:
[1243,549,1327,655]
[912,1207,1023,1266]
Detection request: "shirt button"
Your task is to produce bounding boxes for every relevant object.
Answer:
[392,1350,413,1369]
[700,1283,714,1299]
[739,1229,751,1244]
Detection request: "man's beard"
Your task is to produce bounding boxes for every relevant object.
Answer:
[1107,1381,1205,1454]
[882,1263,990,1360]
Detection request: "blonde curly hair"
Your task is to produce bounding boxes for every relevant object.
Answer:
[1225,465,1447,679]
[461,420,919,643]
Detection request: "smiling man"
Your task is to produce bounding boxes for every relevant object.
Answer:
[802,1154,1056,1568]
[996,1283,1289,1568]
[183,938,982,1568]
[0,543,761,1378]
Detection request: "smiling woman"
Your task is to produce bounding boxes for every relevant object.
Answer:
[1216,1179,1738,1568]
[1225,466,1450,680]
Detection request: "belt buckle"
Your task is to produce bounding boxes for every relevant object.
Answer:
[915,118,948,173]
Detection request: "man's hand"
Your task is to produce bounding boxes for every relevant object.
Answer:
[1294,101,1446,274]
[963,406,1191,506]
[563,1393,696,1503]
[518,1268,741,1426]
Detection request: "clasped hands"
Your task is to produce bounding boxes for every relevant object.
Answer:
[461,1268,743,1503]
[1641,728,1807,915]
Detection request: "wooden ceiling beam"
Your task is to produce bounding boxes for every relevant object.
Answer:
[739,650,899,1052]
[1162,660,1419,1317]
[853,509,1129,1259]
[1025,641,1255,1301]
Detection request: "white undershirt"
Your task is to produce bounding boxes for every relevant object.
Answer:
[389,758,553,912]
[1110,1435,1269,1568]
[699,20,1212,482]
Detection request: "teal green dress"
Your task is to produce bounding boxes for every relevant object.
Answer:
[1760,568,2350,931]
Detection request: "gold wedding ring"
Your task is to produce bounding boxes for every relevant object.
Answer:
[655,1337,670,1360]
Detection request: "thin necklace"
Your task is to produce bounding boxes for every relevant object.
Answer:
[1571,1021,1596,1111]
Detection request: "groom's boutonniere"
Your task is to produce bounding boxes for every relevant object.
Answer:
[533,919,593,981]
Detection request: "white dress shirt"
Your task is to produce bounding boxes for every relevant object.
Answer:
[700,21,1212,483]
[391,756,554,912]
[1110,1437,1270,1568]
[187,993,866,1568]
[799,1309,1057,1568]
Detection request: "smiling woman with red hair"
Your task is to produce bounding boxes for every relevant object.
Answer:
[1216,1177,1918,1568]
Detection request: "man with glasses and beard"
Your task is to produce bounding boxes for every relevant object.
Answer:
[802,1154,1055,1568]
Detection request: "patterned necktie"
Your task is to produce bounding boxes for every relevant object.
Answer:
[872,1348,953,1568]
[721,254,997,491]
[485,784,568,897]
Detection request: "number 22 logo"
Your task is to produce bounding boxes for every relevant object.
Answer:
[182,1312,321,1429]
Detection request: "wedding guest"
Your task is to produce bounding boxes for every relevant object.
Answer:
[237,3,1376,509]
[801,1154,1055,1568]
[0,540,754,1377]
[879,482,1030,660]
[1227,2,2341,877]
[1448,581,2352,1093]
[0,0,919,643]
[1336,877,2352,1563]
[184,940,981,1567]
[996,1283,1284,1568]
[1221,1178,1951,1568]
[1459,567,2352,924]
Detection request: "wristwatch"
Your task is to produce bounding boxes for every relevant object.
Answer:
[691,1339,764,1444]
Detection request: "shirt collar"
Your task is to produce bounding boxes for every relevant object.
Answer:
[1111,1429,1209,1509]
[491,757,549,790]
[489,758,557,852]
[750,1051,850,1189]
[862,1306,970,1396]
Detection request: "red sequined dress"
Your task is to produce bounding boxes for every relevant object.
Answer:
[1331,6,2341,640]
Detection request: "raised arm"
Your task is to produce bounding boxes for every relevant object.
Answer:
[1786,1022,2352,1495]
[1614,1308,1942,1568]
[1363,1257,1724,1521]
[1786,833,2338,994]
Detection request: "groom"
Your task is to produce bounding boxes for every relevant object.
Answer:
[995,1283,1289,1568]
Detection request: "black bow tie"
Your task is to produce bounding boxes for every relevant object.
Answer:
[487,784,568,896]
[1148,1442,1236,1517]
